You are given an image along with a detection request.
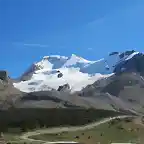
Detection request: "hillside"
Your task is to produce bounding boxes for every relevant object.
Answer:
[0,50,144,115]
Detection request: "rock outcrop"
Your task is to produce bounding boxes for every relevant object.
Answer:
[57,83,70,92]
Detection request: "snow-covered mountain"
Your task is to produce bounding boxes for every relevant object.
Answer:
[14,50,142,93]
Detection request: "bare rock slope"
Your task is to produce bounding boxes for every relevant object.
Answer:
[14,72,144,115]
[80,72,144,114]
[1,70,144,115]
[0,71,23,109]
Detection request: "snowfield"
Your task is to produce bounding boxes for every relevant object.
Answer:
[13,51,139,93]
[14,67,113,93]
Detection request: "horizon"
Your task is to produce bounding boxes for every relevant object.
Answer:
[0,0,144,77]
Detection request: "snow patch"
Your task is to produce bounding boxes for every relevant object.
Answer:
[125,52,139,61]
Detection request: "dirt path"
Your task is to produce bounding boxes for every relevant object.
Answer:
[134,116,144,126]
[20,115,135,144]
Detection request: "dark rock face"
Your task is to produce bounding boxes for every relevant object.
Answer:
[57,83,70,92]
[119,50,135,59]
[0,71,8,82]
[57,72,63,78]
[114,53,144,75]
[109,52,119,56]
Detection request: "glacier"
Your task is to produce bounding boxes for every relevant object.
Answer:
[13,50,140,93]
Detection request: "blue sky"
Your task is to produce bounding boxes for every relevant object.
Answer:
[0,0,144,77]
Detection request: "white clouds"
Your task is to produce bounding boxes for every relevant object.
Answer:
[88,47,93,51]
[23,43,49,48]
[13,42,49,48]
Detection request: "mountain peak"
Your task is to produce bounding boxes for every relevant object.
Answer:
[16,50,144,92]
[70,54,92,63]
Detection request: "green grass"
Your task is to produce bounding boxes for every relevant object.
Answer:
[3,129,45,144]
[30,118,144,144]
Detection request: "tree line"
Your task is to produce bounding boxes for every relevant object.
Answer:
[0,108,124,132]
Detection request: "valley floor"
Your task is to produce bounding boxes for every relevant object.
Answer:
[3,115,144,144]
[30,118,144,144]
